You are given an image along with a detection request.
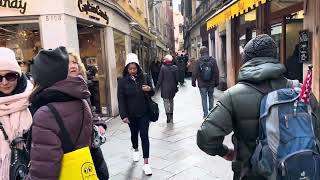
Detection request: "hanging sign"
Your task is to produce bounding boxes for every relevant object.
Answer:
[78,0,109,24]
[0,0,27,14]
[299,30,312,63]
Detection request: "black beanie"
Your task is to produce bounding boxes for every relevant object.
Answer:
[31,46,69,87]
[243,34,278,63]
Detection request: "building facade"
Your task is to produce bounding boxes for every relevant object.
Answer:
[0,0,176,117]
[0,0,133,116]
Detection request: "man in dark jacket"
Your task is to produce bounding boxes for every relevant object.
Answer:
[156,54,179,123]
[192,46,219,118]
[175,54,186,85]
[196,34,320,180]
[150,58,161,87]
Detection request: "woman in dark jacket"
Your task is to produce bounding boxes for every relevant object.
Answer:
[156,54,179,123]
[25,47,94,180]
[117,53,154,176]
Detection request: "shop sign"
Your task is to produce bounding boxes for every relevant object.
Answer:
[0,0,27,14]
[78,0,109,24]
[299,30,312,63]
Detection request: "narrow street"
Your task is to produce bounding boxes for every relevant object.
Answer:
[100,79,233,180]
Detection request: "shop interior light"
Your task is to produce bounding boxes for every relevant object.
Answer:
[244,10,256,22]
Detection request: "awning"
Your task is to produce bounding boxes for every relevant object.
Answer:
[207,0,267,30]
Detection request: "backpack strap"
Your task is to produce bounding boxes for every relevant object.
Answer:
[0,122,9,141]
[47,102,84,153]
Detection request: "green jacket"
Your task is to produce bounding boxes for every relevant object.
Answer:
[197,57,320,179]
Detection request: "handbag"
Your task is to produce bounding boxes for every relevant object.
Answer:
[47,103,98,180]
[146,96,159,122]
[0,123,29,180]
[143,74,159,122]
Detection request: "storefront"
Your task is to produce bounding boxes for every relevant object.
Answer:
[206,0,307,88]
[0,0,132,116]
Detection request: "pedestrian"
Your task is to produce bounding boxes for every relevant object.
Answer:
[156,54,179,123]
[26,47,94,179]
[186,57,196,77]
[175,54,186,85]
[150,58,161,87]
[196,34,320,180]
[68,51,109,180]
[192,46,219,118]
[117,53,154,176]
[0,47,33,180]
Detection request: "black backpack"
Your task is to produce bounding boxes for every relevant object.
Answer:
[199,59,213,81]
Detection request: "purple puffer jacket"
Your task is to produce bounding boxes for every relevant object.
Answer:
[25,77,93,180]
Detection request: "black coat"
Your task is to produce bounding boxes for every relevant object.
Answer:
[117,73,155,119]
[156,63,179,99]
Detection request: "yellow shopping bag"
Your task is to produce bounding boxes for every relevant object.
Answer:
[59,147,98,180]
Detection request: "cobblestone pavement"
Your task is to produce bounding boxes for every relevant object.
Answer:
[100,79,234,180]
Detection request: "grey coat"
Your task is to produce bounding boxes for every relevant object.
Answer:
[156,63,179,99]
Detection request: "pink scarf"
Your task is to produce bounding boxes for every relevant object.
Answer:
[0,82,33,180]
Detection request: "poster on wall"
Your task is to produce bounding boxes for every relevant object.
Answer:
[299,30,312,63]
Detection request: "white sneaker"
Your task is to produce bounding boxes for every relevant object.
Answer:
[143,164,152,175]
[133,150,139,162]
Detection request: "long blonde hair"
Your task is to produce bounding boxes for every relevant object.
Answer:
[68,51,88,80]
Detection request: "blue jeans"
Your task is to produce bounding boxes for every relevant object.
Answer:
[199,87,214,117]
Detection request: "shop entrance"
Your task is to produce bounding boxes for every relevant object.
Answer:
[77,23,107,114]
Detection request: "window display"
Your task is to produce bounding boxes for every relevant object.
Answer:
[0,23,41,73]
[114,30,126,78]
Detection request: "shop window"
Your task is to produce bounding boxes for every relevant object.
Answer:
[0,23,41,74]
[271,24,282,60]
[114,30,126,78]
[77,24,105,114]
[284,10,304,82]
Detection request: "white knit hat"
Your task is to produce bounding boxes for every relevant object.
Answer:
[125,53,140,66]
[0,47,22,75]
[164,54,173,62]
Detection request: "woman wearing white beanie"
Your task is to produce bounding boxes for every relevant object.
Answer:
[0,47,33,179]
[117,53,154,175]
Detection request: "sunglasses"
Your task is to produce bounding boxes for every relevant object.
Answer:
[0,72,19,82]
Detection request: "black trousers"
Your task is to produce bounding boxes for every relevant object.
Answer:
[152,72,159,87]
[91,147,109,180]
[128,114,150,158]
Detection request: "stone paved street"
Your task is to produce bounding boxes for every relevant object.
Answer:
[100,79,234,180]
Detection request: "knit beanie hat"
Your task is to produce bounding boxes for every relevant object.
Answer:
[199,46,209,55]
[0,47,22,75]
[243,34,278,63]
[31,46,69,87]
[125,53,140,66]
[163,54,173,62]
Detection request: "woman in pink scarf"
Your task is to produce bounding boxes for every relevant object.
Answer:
[0,47,33,180]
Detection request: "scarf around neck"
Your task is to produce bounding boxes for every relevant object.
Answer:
[0,80,33,180]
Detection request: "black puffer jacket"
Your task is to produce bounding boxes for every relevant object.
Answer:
[117,66,154,119]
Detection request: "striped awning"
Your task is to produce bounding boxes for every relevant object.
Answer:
[207,0,268,30]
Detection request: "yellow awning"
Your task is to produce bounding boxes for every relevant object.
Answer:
[207,0,267,30]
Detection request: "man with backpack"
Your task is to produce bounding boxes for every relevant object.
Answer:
[192,46,219,118]
[196,34,320,180]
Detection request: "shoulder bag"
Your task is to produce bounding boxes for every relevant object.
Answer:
[0,123,29,180]
[47,102,98,180]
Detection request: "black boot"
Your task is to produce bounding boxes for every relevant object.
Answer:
[166,113,170,123]
[169,113,173,123]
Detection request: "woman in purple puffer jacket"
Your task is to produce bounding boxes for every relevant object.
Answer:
[25,47,94,180]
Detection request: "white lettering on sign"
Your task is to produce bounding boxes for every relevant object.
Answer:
[45,15,62,21]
